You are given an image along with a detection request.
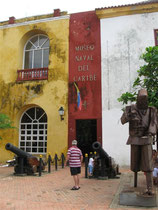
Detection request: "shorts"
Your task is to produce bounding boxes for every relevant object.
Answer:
[153,168,158,177]
[88,165,93,174]
[70,167,81,175]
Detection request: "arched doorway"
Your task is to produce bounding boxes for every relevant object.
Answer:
[19,107,47,154]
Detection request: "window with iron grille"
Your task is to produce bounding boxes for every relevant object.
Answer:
[19,107,47,154]
[24,34,49,69]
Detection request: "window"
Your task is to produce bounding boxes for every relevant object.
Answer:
[19,107,47,154]
[154,30,158,46]
[24,34,49,69]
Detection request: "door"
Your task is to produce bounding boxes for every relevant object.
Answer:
[76,119,97,157]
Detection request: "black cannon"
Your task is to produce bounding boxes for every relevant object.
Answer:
[5,143,45,175]
[92,141,120,179]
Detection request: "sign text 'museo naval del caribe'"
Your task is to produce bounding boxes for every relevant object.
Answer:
[73,44,96,82]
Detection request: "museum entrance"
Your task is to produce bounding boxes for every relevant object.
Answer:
[76,119,97,158]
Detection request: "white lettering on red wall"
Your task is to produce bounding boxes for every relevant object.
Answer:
[73,44,96,81]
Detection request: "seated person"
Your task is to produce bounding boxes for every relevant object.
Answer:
[152,150,158,185]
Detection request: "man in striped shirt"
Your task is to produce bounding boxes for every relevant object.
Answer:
[65,140,83,190]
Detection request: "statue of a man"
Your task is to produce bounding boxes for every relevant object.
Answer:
[121,89,158,195]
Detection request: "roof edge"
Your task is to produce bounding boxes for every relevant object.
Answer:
[96,2,158,19]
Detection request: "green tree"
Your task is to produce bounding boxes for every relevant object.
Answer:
[118,46,158,108]
[0,113,14,140]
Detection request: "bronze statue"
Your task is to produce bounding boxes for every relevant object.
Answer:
[121,89,158,195]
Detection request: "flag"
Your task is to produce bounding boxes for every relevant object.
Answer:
[74,82,82,110]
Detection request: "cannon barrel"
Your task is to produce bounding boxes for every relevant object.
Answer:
[92,141,120,178]
[5,143,32,158]
[92,141,109,159]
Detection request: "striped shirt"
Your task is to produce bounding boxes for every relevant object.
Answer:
[67,146,82,167]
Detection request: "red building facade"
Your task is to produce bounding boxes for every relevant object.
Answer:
[68,11,102,155]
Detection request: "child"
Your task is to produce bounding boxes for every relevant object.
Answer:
[88,154,94,176]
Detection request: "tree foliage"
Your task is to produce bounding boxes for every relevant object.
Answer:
[118,46,158,108]
[0,113,14,140]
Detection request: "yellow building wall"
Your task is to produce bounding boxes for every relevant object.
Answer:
[0,16,69,163]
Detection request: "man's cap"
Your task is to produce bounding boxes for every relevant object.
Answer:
[72,140,77,145]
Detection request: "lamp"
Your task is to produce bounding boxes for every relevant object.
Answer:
[58,107,64,121]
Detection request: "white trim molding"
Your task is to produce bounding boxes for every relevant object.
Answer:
[0,15,70,29]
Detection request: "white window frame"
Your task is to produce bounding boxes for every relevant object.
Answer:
[23,34,49,69]
[19,107,47,154]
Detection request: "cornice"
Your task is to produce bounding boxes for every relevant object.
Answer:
[0,15,70,29]
[96,3,158,19]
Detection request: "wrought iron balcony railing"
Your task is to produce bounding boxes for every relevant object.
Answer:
[17,68,48,81]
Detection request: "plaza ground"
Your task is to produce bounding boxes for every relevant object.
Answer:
[0,165,157,210]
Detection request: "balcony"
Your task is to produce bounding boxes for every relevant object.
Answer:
[17,68,48,82]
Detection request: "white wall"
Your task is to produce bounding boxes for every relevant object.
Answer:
[101,12,158,166]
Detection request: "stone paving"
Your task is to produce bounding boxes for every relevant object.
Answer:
[0,165,157,210]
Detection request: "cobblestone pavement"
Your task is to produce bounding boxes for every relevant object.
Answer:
[0,165,157,210]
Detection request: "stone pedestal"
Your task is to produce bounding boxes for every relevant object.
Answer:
[119,188,157,207]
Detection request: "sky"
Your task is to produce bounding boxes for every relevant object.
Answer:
[0,0,148,22]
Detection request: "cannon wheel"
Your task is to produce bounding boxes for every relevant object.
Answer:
[109,168,117,178]
[14,165,20,174]
[26,166,34,175]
